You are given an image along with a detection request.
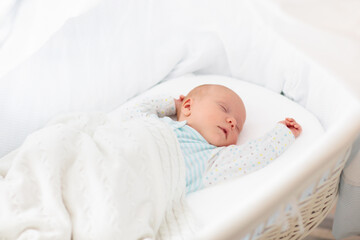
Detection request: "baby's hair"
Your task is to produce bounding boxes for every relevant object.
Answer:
[186,84,236,100]
[186,84,213,99]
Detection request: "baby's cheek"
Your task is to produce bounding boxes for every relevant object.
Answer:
[229,134,238,145]
[208,133,225,147]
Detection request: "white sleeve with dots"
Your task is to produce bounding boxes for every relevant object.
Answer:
[203,123,295,187]
[118,95,176,121]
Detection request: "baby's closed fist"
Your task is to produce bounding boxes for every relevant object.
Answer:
[279,118,302,138]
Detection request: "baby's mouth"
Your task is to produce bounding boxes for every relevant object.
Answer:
[218,126,228,139]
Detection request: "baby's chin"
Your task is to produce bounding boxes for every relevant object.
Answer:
[201,130,237,147]
[214,143,233,147]
[207,138,235,147]
[219,142,236,147]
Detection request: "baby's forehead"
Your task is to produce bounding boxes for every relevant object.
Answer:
[210,86,241,101]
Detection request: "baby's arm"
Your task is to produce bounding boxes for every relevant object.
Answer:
[203,123,296,187]
[118,95,176,121]
[279,118,302,138]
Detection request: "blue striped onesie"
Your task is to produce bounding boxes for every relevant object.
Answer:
[161,117,216,193]
[119,95,295,194]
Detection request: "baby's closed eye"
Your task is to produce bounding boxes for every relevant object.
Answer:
[219,104,227,112]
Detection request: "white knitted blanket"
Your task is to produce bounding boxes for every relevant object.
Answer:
[0,113,195,240]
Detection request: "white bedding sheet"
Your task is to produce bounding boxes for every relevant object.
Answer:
[118,74,325,237]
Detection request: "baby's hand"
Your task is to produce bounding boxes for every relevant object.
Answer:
[174,95,185,119]
[279,118,302,138]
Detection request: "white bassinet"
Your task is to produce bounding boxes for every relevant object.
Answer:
[118,73,359,240]
[1,0,360,239]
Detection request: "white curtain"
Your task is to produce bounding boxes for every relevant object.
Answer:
[252,0,360,99]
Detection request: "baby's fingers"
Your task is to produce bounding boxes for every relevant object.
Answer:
[286,120,296,127]
[295,124,302,133]
[176,95,185,101]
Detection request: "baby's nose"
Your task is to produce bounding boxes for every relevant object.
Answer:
[227,117,237,129]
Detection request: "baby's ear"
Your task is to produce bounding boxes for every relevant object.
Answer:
[182,98,192,117]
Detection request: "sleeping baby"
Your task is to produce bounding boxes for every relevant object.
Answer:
[121,84,302,193]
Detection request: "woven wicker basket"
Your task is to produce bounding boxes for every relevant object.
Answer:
[242,149,349,240]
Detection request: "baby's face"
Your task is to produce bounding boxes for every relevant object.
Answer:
[183,85,246,147]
